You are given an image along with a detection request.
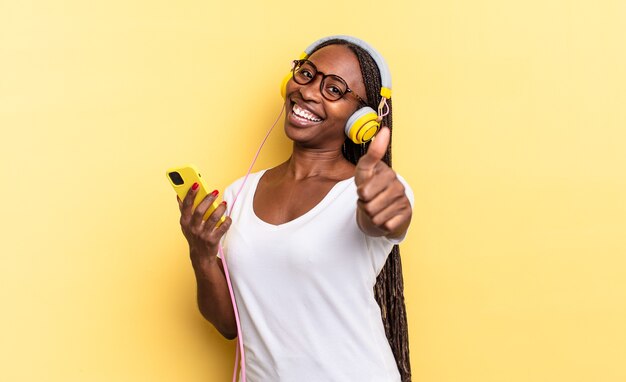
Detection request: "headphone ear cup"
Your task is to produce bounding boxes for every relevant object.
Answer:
[345,107,380,144]
[280,72,293,99]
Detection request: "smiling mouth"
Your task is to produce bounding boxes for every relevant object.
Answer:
[292,103,322,122]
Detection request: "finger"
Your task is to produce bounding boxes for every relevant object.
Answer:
[369,196,410,229]
[181,182,200,217]
[358,184,406,219]
[356,126,390,172]
[356,165,397,202]
[202,201,228,234]
[177,196,183,211]
[213,216,232,240]
[360,196,410,237]
[204,216,232,247]
[380,209,412,238]
[190,190,220,228]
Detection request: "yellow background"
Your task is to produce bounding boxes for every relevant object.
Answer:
[1,0,625,381]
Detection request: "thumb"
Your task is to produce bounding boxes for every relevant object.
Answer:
[356,127,390,172]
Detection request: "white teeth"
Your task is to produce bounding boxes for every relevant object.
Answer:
[293,103,322,122]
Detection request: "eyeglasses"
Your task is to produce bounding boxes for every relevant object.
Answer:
[291,59,367,105]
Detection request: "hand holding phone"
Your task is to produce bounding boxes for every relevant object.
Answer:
[166,164,226,225]
[168,164,231,266]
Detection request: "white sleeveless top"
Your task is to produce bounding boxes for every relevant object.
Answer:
[222,170,413,382]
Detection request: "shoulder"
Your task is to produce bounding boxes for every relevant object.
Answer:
[223,170,267,202]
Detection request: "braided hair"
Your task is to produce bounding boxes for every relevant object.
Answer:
[311,39,412,382]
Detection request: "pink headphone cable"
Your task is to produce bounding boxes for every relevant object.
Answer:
[217,104,285,382]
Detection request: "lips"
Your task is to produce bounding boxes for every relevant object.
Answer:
[290,102,323,124]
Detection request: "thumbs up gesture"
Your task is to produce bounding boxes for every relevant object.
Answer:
[355,127,412,239]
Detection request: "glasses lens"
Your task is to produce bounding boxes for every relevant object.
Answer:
[321,75,348,101]
[291,60,350,102]
[293,60,316,85]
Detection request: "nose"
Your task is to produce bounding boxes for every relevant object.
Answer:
[297,74,324,103]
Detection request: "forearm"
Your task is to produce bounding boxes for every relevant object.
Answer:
[191,252,237,340]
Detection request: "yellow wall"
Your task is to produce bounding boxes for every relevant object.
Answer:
[2,0,625,381]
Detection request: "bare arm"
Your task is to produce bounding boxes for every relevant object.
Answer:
[178,186,237,339]
[191,250,237,339]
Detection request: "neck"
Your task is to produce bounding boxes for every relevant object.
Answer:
[282,142,353,181]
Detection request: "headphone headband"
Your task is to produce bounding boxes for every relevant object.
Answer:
[302,35,392,99]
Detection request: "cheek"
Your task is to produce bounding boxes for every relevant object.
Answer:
[329,102,359,124]
[324,105,359,141]
[284,78,298,98]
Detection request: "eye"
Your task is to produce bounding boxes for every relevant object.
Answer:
[294,61,317,84]
[323,76,347,99]
[327,85,342,95]
[299,68,314,80]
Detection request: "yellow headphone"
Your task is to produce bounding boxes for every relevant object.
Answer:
[280,35,392,144]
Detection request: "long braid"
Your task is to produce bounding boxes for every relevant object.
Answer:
[312,40,412,381]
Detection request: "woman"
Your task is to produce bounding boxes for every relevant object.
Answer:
[177,36,414,381]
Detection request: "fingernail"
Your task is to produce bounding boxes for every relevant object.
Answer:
[211,190,219,197]
[221,201,227,207]
[191,182,199,190]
